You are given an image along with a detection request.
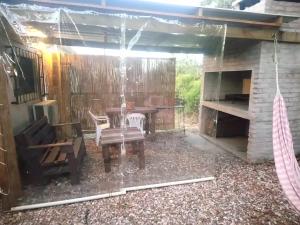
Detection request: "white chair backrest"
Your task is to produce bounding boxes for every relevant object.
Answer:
[126,113,145,133]
[89,110,98,125]
[88,110,102,146]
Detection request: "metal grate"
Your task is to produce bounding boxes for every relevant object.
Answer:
[6,46,45,104]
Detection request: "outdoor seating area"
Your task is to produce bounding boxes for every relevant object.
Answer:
[15,131,214,206]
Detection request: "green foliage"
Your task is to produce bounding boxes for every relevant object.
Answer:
[176,56,201,114]
[200,0,235,8]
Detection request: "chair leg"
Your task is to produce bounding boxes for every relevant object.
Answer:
[96,126,101,146]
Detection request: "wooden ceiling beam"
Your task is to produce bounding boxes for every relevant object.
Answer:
[44,32,210,49]
[29,0,282,28]
[46,37,205,53]
[24,18,300,43]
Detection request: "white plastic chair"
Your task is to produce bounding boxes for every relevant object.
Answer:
[89,110,110,146]
[126,113,145,134]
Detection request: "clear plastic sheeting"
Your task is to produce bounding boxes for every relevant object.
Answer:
[0,3,226,208]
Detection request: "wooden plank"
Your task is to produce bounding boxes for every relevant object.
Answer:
[0,64,22,210]
[40,25,300,46]
[202,100,250,120]
[101,131,142,138]
[28,122,55,145]
[56,152,67,163]
[73,137,82,159]
[15,4,300,45]
[30,0,282,27]
[42,147,60,165]
[106,107,158,114]
[23,117,48,137]
[102,127,139,134]
[101,128,144,145]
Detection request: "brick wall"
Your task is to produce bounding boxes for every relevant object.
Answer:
[200,40,261,161]
[201,39,300,162]
[265,0,300,15]
[249,41,300,161]
[261,0,300,32]
[241,0,300,32]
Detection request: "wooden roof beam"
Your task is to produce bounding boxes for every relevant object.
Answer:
[29,0,283,28]
[46,37,205,53]
[9,7,300,42]
[24,19,300,43]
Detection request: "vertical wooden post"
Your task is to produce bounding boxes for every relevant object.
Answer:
[48,52,72,136]
[0,70,22,210]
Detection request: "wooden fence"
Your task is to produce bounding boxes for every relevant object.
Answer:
[46,54,176,130]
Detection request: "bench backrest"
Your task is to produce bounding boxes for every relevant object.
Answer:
[15,117,56,162]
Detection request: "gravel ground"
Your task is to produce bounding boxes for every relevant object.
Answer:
[15,132,213,205]
[1,135,300,224]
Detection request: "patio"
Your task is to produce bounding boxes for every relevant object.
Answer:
[15,131,214,207]
[1,133,300,224]
[1,0,300,219]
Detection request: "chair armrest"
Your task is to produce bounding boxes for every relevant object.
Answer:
[28,142,73,149]
[52,122,83,137]
[52,122,80,127]
[94,116,109,121]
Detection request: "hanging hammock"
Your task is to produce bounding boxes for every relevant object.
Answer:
[272,34,300,213]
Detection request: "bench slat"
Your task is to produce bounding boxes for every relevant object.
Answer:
[23,117,48,137]
[27,123,55,146]
[42,147,60,166]
[57,152,67,163]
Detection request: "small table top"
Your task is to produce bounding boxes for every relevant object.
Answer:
[106,106,158,114]
[101,127,144,145]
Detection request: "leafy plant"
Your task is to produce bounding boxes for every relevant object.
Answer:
[200,0,235,8]
[176,56,201,114]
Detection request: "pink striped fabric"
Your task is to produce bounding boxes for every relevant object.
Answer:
[273,92,300,213]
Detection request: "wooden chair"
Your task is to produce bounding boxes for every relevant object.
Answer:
[88,110,110,146]
[15,117,86,185]
[126,113,145,134]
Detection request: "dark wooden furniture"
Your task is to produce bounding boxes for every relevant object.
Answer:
[101,127,145,172]
[106,107,158,134]
[15,117,86,185]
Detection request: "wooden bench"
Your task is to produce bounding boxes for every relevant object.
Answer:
[101,127,145,172]
[15,117,86,185]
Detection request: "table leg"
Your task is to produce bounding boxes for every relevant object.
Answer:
[117,144,121,171]
[149,113,156,134]
[138,141,145,169]
[102,145,111,172]
[131,141,137,154]
[145,113,150,135]
[108,114,114,128]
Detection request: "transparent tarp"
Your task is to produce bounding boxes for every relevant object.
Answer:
[0,3,226,208]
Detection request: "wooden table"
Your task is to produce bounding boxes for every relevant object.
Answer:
[101,127,145,172]
[106,107,158,134]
